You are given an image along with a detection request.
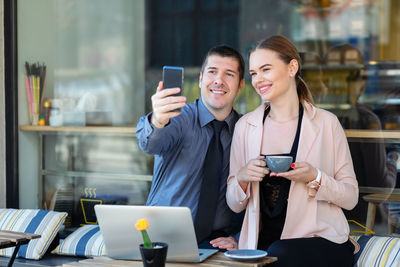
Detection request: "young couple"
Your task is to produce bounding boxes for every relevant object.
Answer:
[136,35,358,266]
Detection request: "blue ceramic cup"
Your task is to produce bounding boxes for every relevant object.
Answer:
[262,155,293,173]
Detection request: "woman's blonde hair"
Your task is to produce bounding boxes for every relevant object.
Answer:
[249,35,314,105]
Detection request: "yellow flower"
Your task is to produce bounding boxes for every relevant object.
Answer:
[135,218,152,248]
[135,218,149,231]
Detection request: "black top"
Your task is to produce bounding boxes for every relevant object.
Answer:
[258,104,304,250]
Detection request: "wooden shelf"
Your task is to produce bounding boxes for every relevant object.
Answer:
[19,126,400,139]
[19,125,136,135]
[316,103,352,110]
[344,130,400,139]
[41,169,152,181]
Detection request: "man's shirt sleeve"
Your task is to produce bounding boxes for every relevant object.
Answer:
[136,112,183,155]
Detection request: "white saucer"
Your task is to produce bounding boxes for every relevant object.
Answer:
[224,249,268,261]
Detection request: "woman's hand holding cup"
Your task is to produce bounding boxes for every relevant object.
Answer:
[275,161,318,183]
[236,156,270,191]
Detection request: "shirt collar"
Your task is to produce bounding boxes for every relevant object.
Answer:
[197,98,239,134]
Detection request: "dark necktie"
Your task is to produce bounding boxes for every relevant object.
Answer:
[194,120,225,243]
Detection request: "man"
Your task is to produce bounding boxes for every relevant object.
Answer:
[136,45,244,250]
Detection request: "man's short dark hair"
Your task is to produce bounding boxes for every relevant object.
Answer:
[201,45,245,81]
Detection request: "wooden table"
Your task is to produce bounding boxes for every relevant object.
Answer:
[362,193,400,234]
[62,252,277,267]
[0,230,41,267]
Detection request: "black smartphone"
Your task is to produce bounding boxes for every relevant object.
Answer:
[162,66,184,96]
[163,66,184,112]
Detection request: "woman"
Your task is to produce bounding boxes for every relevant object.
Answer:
[226,35,359,266]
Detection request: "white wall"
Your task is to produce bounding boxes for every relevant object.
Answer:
[0,0,6,208]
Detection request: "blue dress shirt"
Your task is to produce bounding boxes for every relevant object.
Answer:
[136,98,240,232]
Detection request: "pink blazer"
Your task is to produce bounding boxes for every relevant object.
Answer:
[226,102,358,249]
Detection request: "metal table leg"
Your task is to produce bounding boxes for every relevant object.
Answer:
[7,242,21,267]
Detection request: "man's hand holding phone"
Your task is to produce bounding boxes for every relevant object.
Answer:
[150,81,186,128]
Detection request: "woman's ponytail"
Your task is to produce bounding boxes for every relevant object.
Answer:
[296,75,314,105]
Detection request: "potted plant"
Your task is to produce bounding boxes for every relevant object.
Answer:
[135,218,168,267]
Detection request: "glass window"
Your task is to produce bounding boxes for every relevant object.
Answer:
[42,134,152,228]
[18,0,145,126]
[286,0,400,236]
[17,0,152,231]
[15,0,400,236]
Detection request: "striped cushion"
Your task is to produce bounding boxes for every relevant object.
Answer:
[356,236,400,266]
[352,235,371,265]
[0,209,67,260]
[52,225,106,257]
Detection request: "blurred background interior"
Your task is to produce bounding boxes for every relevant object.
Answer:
[3,0,400,237]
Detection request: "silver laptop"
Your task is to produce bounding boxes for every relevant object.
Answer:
[94,205,218,262]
